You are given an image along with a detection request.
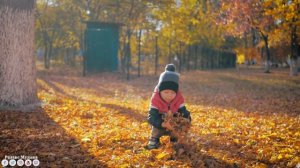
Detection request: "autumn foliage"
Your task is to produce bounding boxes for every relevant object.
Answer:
[1,67,300,167]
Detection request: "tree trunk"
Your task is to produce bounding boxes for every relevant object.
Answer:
[200,46,204,70]
[168,40,172,63]
[48,42,53,67]
[44,41,49,69]
[187,45,191,71]
[297,50,300,72]
[217,50,220,69]
[182,45,186,71]
[36,7,51,69]
[244,32,248,67]
[261,33,271,73]
[290,25,298,76]
[178,42,183,73]
[137,29,142,77]
[154,35,159,75]
[194,45,198,70]
[83,30,87,76]
[0,0,38,106]
[260,47,264,68]
[64,48,75,67]
[121,35,126,74]
[64,48,69,66]
[126,29,131,80]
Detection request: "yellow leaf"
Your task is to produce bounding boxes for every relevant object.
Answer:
[125,150,131,154]
[156,152,169,159]
[284,154,293,159]
[270,155,278,163]
[62,107,68,110]
[287,156,299,167]
[81,137,91,143]
[141,122,148,127]
[233,139,239,144]
[119,164,130,168]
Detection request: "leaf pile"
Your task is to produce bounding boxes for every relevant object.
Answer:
[162,112,233,167]
[162,111,192,150]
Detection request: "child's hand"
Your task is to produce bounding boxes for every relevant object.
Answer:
[162,111,174,130]
[166,110,172,117]
[162,121,173,131]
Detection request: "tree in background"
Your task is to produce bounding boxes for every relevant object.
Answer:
[264,0,300,76]
[36,0,85,69]
[219,0,275,73]
[0,0,38,106]
[36,0,153,78]
[34,0,297,77]
[151,0,225,72]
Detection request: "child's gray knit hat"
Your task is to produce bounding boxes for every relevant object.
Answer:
[165,64,176,72]
[158,64,179,93]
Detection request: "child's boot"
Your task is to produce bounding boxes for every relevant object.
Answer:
[147,137,160,149]
[170,136,178,143]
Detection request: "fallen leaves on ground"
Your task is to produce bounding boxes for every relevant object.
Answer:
[1,67,299,167]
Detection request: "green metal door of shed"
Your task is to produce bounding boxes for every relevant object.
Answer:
[84,22,119,73]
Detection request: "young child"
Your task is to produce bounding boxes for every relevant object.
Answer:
[147,64,191,149]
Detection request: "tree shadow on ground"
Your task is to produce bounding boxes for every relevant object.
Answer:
[216,75,300,115]
[192,134,276,167]
[0,108,107,167]
[39,78,81,100]
[182,73,300,116]
[39,78,148,123]
[170,141,237,168]
[39,71,300,117]
[39,75,117,99]
[38,72,155,100]
[101,103,147,123]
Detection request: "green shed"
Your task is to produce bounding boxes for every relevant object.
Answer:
[83,21,120,74]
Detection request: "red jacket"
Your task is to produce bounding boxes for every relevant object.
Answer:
[150,86,185,113]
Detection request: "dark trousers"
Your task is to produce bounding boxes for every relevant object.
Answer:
[149,126,176,143]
